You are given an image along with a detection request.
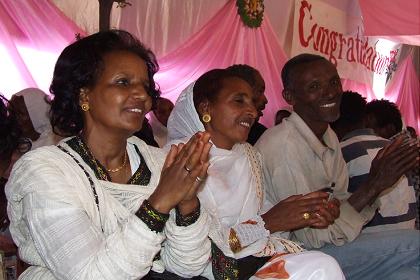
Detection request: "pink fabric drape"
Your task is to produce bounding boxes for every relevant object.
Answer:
[359,0,420,45]
[385,52,420,133]
[0,0,85,98]
[155,0,288,127]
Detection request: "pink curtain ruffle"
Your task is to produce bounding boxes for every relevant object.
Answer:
[155,0,288,127]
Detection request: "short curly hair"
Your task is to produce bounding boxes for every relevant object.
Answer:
[366,99,402,133]
[338,91,367,124]
[281,53,327,90]
[50,29,160,136]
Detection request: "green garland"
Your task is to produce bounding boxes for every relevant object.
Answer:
[236,0,264,28]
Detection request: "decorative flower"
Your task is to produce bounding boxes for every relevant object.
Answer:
[236,0,264,28]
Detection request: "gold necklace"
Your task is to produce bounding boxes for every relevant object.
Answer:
[106,151,128,173]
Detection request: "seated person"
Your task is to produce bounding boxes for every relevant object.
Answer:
[167,68,344,280]
[256,53,419,280]
[6,30,212,279]
[9,88,61,150]
[331,91,416,232]
[365,98,403,140]
[149,97,174,147]
[226,64,268,145]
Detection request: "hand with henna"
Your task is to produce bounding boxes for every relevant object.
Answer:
[148,132,212,215]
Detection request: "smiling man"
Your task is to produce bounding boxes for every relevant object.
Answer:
[256,54,419,280]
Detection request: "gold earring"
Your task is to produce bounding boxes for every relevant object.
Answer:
[202,114,211,123]
[81,103,89,112]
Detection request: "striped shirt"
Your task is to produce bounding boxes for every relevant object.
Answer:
[340,129,417,232]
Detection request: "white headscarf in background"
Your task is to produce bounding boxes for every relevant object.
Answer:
[167,82,266,258]
[14,88,50,134]
[167,82,204,142]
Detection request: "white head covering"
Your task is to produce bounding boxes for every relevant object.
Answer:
[14,88,50,134]
[167,82,205,142]
[167,82,265,258]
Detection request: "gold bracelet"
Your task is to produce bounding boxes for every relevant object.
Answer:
[229,228,242,253]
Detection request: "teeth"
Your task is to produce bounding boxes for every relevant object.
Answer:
[128,108,143,113]
[240,122,251,128]
[320,103,335,108]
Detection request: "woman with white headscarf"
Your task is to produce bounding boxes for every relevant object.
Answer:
[9,88,61,150]
[167,69,345,280]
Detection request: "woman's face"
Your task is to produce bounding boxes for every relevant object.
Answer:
[82,50,152,137]
[205,77,258,149]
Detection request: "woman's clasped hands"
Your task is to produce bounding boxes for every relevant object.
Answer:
[148,132,212,215]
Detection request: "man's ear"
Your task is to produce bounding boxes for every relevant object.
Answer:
[282,89,295,106]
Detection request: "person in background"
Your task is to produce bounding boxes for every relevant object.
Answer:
[167,68,344,280]
[365,99,403,139]
[256,53,419,280]
[8,88,61,150]
[149,97,174,147]
[274,109,291,125]
[6,30,212,279]
[133,117,160,147]
[331,91,416,232]
[225,64,268,145]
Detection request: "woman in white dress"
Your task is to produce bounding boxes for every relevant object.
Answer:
[167,68,345,280]
[6,30,212,279]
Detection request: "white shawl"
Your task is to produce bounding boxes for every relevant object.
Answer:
[167,82,268,259]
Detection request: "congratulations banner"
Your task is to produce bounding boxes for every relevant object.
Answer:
[291,0,397,86]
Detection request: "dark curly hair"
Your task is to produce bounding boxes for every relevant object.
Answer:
[338,91,367,124]
[366,99,403,133]
[193,68,254,115]
[50,29,160,136]
[0,95,22,159]
[281,53,327,90]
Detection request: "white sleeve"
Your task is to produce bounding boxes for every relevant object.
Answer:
[161,205,211,278]
[7,154,163,279]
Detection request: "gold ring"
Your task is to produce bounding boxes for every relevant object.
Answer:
[184,165,192,173]
[195,176,203,182]
[303,212,310,220]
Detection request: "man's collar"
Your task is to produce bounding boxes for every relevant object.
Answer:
[341,128,376,141]
[288,112,338,158]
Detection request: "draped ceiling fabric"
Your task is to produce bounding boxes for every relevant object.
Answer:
[153,0,289,127]
[359,0,420,46]
[2,0,419,130]
[0,0,85,97]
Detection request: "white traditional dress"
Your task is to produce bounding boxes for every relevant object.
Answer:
[6,136,210,279]
[167,82,345,280]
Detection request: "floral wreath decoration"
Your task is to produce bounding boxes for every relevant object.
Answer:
[236,0,264,28]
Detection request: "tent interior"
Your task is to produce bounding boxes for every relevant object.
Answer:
[0,0,419,132]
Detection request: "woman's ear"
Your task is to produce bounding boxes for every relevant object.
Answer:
[282,89,295,106]
[79,88,89,106]
[197,100,210,117]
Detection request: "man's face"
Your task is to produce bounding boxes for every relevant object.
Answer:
[253,72,267,118]
[286,60,343,130]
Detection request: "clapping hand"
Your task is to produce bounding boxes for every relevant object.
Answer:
[148,132,212,215]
